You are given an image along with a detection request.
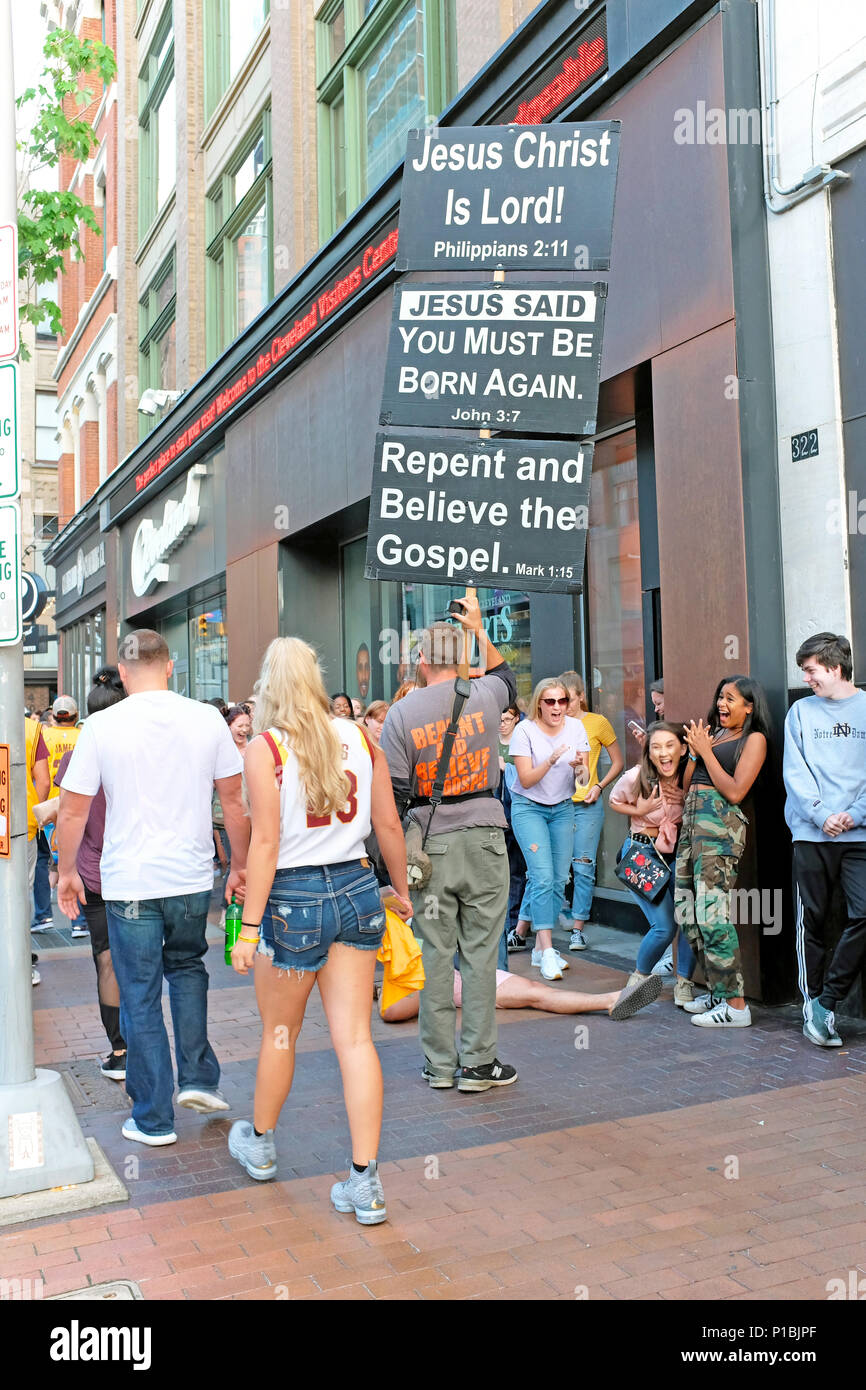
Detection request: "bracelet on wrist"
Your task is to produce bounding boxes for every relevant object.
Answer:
[238,934,260,944]
[688,752,697,762]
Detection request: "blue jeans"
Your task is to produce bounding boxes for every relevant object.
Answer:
[106,891,218,1136]
[509,795,574,932]
[622,838,697,977]
[32,830,52,923]
[561,795,606,924]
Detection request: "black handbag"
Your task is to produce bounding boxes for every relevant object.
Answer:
[615,838,671,903]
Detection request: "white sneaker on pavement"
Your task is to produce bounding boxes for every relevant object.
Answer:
[531,947,569,970]
[691,1001,752,1028]
[652,947,674,977]
[539,948,563,981]
[682,991,717,1014]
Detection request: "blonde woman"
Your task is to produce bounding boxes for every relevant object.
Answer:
[508,680,590,980]
[227,638,410,1224]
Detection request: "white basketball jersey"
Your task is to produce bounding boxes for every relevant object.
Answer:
[264,718,374,869]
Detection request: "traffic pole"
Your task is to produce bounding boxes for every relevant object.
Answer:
[0,0,93,1197]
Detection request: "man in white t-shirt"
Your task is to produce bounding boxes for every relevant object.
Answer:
[57,630,250,1146]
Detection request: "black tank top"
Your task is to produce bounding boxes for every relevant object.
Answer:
[691,732,746,788]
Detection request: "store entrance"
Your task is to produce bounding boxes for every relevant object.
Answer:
[154,593,228,702]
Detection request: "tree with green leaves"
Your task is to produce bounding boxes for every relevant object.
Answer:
[16,26,117,354]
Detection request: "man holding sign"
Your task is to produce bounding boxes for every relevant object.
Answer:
[380,596,518,1093]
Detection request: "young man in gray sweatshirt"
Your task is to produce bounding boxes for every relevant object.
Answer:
[783,632,866,1046]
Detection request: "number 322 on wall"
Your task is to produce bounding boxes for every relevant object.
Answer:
[791,429,819,461]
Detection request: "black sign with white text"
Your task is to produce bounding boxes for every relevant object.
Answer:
[396,122,620,271]
[379,283,606,435]
[22,623,48,654]
[365,431,593,592]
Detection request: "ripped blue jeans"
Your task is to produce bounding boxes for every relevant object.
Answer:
[259,860,385,974]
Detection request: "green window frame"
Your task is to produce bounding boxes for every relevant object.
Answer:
[138,11,176,240]
[204,0,271,122]
[138,251,177,438]
[205,113,274,362]
[315,0,454,240]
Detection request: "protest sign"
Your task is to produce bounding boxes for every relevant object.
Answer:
[365,431,593,592]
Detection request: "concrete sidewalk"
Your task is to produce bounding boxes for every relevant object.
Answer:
[4,925,866,1301]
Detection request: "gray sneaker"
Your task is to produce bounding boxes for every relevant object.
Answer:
[228,1120,277,1181]
[803,998,843,1048]
[330,1160,387,1225]
[610,973,663,1020]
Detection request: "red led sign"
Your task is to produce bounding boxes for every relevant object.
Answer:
[500,10,608,126]
[132,226,400,496]
[513,39,606,124]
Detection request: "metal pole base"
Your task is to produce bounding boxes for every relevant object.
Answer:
[0,1070,95,1198]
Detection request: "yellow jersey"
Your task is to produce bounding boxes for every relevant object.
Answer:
[44,724,80,798]
[572,712,618,801]
[25,717,49,839]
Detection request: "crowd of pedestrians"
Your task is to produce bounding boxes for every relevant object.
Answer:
[24,618,863,1227]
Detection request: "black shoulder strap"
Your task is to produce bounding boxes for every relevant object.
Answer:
[421,675,472,850]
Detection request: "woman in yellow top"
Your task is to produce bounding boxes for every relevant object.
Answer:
[559,671,624,950]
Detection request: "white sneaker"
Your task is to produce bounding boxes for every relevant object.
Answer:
[70,924,89,939]
[652,947,674,977]
[682,991,717,1014]
[539,948,563,981]
[121,1118,177,1146]
[531,948,569,971]
[177,1087,230,1113]
[691,1001,752,1028]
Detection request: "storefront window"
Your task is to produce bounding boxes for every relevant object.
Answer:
[190,604,228,701]
[340,537,532,704]
[62,609,105,711]
[160,610,190,697]
[585,428,645,891]
[152,598,229,701]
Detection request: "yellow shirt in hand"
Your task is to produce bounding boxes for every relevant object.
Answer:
[572,712,618,801]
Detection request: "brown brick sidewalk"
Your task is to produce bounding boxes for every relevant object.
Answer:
[2,1075,865,1300]
[5,940,866,1300]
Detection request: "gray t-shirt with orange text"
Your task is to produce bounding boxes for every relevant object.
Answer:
[380,665,516,836]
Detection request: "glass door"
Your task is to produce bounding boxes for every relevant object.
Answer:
[160,610,190,697]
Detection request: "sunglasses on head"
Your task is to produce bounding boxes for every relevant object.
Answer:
[541,696,568,707]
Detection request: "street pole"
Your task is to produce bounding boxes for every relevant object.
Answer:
[0,0,93,1198]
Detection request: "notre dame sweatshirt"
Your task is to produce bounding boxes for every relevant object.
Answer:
[783,689,866,842]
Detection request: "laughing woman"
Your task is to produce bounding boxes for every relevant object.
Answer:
[609,721,696,1006]
[508,680,590,982]
[677,676,770,1029]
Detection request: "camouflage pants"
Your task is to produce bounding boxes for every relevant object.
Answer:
[675,787,748,1000]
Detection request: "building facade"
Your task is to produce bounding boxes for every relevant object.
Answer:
[47,0,865,1008]
[40,0,119,704]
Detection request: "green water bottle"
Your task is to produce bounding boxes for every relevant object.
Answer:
[225,896,243,965]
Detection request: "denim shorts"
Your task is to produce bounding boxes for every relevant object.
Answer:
[258,860,386,974]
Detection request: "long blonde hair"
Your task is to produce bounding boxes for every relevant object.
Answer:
[252,637,350,817]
